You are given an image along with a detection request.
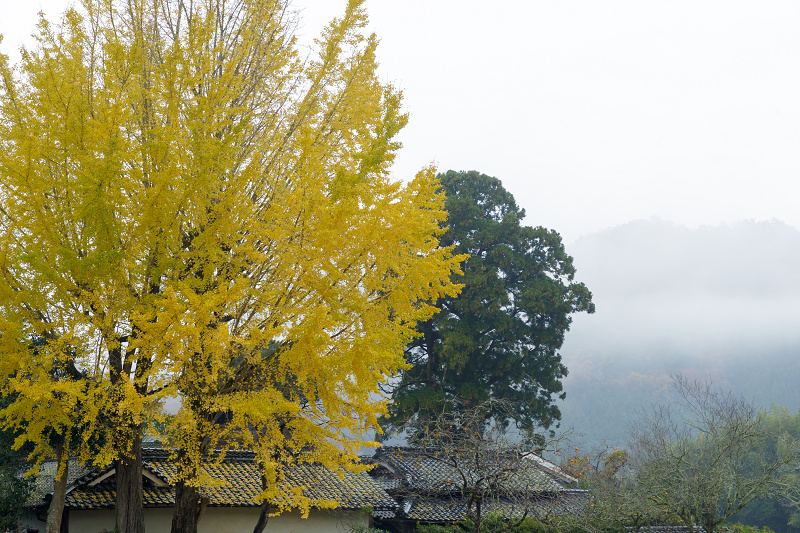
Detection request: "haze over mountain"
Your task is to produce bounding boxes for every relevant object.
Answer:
[557,218,800,451]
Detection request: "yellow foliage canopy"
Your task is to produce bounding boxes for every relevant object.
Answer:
[0,0,462,511]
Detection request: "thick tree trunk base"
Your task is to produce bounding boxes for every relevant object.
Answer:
[115,429,145,533]
[171,482,205,533]
[46,440,68,533]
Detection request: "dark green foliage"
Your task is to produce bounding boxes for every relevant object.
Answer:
[728,406,800,533]
[416,517,586,533]
[386,170,594,431]
[727,525,778,533]
[0,470,32,533]
[0,395,33,533]
[732,494,798,533]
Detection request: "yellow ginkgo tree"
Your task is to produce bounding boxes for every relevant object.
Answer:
[0,0,463,531]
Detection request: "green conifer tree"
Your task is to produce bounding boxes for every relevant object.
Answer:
[386,170,595,432]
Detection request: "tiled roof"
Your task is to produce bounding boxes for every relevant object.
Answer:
[527,491,590,518]
[35,448,396,513]
[403,491,589,522]
[368,447,586,523]
[26,459,93,507]
[372,447,573,494]
[66,484,175,509]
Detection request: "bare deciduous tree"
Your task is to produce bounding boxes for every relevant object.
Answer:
[561,445,666,533]
[630,374,800,533]
[385,399,584,533]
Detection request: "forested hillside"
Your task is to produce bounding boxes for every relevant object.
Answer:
[557,219,800,450]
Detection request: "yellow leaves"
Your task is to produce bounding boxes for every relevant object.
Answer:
[0,0,464,517]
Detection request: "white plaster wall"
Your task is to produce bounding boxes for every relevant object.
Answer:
[21,512,47,533]
[69,509,119,532]
[200,508,367,533]
[65,507,367,533]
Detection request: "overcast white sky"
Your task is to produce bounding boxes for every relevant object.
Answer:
[3,1,799,242]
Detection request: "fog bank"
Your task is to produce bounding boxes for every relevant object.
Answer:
[557,219,800,450]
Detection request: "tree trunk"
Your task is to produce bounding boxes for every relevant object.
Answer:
[252,504,270,533]
[679,511,695,533]
[46,440,68,533]
[473,497,482,533]
[115,426,145,533]
[252,475,270,533]
[702,509,717,533]
[171,481,204,533]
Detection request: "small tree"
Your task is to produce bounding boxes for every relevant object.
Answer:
[395,399,579,533]
[630,374,800,533]
[561,444,665,532]
[0,340,107,533]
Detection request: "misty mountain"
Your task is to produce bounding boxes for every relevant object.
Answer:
[556,218,800,451]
